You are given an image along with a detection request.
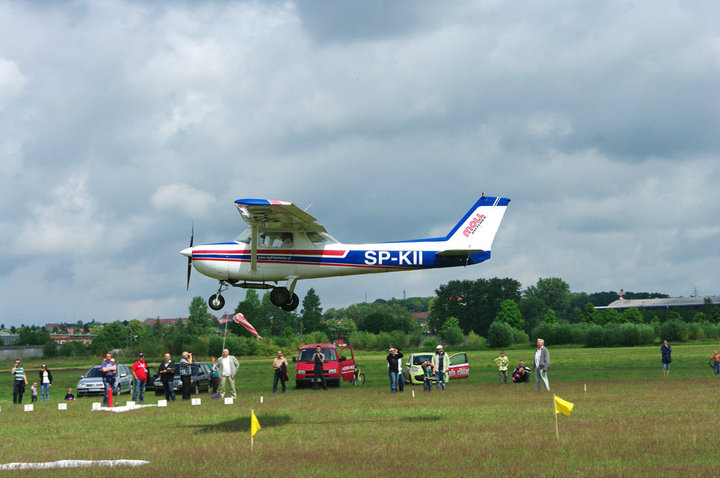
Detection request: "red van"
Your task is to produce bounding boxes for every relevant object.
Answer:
[294,343,355,388]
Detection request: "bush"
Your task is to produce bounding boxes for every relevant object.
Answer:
[637,324,656,344]
[390,330,408,349]
[59,341,89,357]
[465,331,486,347]
[348,331,375,350]
[407,332,424,348]
[43,340,58,358]
[701,322,719,339]
[375,332,393,351]
[601,324,621,347]
[422,337,438,351]
[584,325,604,347]
[687,323,705,341]
[487,321,513,348]
[660,320,689,342]
[619,323,641,346]
[512,327,529,345]
[439,325,464,346]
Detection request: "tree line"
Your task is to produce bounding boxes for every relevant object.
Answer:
[4,277,719,357]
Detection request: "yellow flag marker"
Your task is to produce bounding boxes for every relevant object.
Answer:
[554,395,574,416]
[553,395,574,440]
[250,409,262,454]
[251,409,262,437]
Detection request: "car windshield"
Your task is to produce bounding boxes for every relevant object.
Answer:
[84,367,103,378]
[412,355,433,365]
[298,348,337,362]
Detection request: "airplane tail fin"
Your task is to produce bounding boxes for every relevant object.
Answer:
[438,195,510,257]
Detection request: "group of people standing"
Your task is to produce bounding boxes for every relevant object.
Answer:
[386,344,452,393]
[10,360,54,404]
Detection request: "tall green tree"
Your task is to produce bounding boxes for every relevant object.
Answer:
[581,303,599,323]
[494,299,524,330]
[524,277,571,316]
[187,296,213,336]
[430,277,522,335]
[300,288,324,333]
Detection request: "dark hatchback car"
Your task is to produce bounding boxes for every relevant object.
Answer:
[153,362,212,394]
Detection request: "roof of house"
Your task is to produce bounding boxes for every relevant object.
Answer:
[596,296,720,309]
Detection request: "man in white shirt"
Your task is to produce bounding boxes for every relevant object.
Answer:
[534,338,550,391]
[216,348,239,399]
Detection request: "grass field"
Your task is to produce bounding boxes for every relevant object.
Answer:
[1,344,718,477]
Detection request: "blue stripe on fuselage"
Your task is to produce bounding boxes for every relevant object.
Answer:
[192,249,491,269]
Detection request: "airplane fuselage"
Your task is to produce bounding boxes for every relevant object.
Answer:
[190,241,490,283]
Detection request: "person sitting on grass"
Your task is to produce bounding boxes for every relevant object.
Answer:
[512,360,531,383]
[64,388,75,401]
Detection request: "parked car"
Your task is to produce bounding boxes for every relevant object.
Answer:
[402,352,470,384]
[294,343,355,388]
[144,366,158,392]
[76,364,133,397]
[153,362,212,394]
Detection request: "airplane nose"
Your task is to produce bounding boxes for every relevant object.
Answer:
[180,247,193,258]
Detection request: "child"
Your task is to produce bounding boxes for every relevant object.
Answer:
[422,359,434,392]
[31,382,38,402]
[64,388,75,401]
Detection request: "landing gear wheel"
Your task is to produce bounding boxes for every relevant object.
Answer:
[281,293,300,311]
[270,287,291,307]
[208,294,225,311]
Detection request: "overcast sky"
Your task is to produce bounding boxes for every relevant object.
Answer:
[1,1,718,328]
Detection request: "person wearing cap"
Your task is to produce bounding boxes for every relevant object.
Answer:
[131,352,149,404]
[432,345,450,390]
[386,347,404,393]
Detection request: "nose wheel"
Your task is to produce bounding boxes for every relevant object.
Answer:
[208,282,229,311]
[208,294,225,311]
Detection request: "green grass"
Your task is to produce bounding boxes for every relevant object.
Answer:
[1,344,719,476]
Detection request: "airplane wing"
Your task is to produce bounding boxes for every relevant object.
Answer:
[234,199,327,233]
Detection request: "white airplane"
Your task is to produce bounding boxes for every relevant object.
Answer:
[181,194,510,311]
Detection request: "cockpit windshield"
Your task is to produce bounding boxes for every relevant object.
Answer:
[235,228,252,244]
[306,232,338,245]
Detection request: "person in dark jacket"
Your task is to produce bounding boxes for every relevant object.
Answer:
[661,340,672,377]
[158,353,176,401]
[39,363,53,402]
[387,348,404,393]
[312,346,327,390]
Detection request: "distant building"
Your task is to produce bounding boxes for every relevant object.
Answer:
[51,334,96,345]
[0,331,20,345]
[411,311,430,330]
[144,317,189,326]
[595,296,720,317]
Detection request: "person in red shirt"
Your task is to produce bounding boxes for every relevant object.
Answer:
[131,353,149,404]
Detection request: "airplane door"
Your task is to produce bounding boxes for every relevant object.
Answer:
[448,352,469,380]
[338,346,355,382]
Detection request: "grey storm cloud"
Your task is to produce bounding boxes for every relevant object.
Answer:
[1,0,718,326]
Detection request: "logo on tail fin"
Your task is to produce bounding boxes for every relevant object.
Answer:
[463,213,486,237]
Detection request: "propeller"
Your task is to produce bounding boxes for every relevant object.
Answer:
[186,221,194,290]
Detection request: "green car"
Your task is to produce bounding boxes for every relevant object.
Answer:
[402,352,470,385]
